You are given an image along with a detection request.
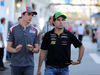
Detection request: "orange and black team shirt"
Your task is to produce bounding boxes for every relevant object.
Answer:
[41,28,82,68]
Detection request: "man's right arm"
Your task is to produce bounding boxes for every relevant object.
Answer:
[7,42,22,53]
[7,27,17,53]
[37,50,46,75]
[7,42,16,53]
[40,32,43,44]
[0,33,5,48]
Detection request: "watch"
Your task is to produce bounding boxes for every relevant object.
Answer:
[77,60,81,64]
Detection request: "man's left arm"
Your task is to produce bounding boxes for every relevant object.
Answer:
[27,44,39,53]
[70,32,85,65]
[27,30,40,53]
[72,45,84,65]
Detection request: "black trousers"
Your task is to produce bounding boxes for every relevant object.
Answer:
[0,48,4,67]
[78,35,83,42]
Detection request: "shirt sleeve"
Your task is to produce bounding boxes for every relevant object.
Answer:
[41,33,49,50]
[34,32,40,44]
[70,33,82,48]
[7,28,14,42]
[0,26,3,33]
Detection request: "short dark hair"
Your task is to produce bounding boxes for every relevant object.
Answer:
[80,23,82,26]
[52,14,57,26]
[53,14,56,22]
[0,17,5,24]
[18,16,22,20]
[49,16,53,21]
[22,12,26,15]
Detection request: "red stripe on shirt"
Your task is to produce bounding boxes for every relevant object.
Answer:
[32,27,38,36]
[11,25,18,33]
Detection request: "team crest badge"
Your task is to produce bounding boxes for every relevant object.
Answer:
[51,41,56,44]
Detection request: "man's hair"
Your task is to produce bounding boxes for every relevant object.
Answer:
[53,14,56,22]
[0,17,5,24]
[80,23,82,26]
[49,16,53,21]
[22,12,26,15]
[18,16,22,20]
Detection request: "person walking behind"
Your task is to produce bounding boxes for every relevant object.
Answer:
[40,16,54,44]
[7,6,40,75]
[72,25,77,35]
[37,12,84,75]
[77,23,85,42]
[18,16,22,24]
[40,16,54,62]
[0,17,7,71]
[94,26,100,51]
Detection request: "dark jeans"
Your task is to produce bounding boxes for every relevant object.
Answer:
[11,66,34,75]
[44,66,69,75]
[78,35,83,42]
[0,48,4,67]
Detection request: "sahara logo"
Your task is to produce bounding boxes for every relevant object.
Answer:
[51,41,56,44]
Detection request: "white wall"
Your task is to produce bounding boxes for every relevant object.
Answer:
[30,0,54,30]
[5,0,15,22]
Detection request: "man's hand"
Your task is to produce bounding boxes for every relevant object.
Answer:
[37,69,41,75]
[27,44,34,52]
[15,44,23,53]
[71,60,81,65]
[2,44,5,48]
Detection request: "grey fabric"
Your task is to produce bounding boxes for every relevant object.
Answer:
[8,24,40,67]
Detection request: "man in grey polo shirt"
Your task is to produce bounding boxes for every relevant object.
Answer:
[7,6,40,75]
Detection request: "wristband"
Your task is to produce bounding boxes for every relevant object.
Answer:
[77,60,81,64]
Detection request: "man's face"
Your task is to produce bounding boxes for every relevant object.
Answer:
[53,16,65,29]
[4,20,6,25]
[22,12,34,24]
[18,18,22,24]
[49,16,53,24]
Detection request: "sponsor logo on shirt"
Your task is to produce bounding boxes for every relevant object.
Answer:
[50,34,57,37]
[29,30,35,33]
[51,41,56,44]
[62,34,68,35]
[61,36,68,38]
[50,34,56,36]
[62,41,67,45]
[62,41,67,43]
[51,38,56,40]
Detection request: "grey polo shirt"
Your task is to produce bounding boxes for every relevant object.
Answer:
[8,24,40,67]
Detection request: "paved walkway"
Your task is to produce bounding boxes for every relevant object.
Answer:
[0,61,11,75]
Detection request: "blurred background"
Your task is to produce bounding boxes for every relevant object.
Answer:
[0,0,100,75]
[0,0,100,30]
